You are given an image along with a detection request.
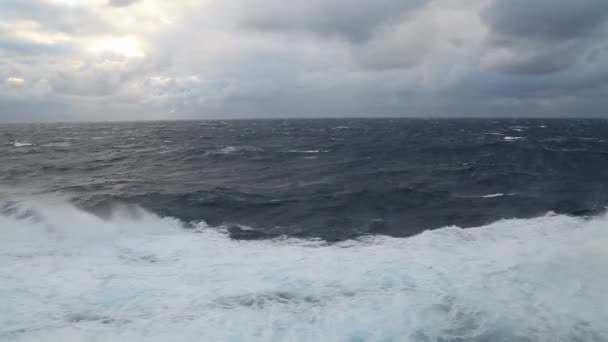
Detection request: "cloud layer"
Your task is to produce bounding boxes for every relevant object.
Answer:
[1,0,607,122]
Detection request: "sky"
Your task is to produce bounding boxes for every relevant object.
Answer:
[0,0,607,122]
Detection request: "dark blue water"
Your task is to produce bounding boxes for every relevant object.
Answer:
[3,119,608,341]
[2,118,608,240]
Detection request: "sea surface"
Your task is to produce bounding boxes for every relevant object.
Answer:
[1,119,608,341]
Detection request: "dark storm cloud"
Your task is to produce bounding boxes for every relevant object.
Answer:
[481,0,608,74]
[483,0,608,40]
[236,0,429,43]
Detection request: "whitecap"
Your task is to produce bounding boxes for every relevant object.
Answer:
[481,193,505,198]
[287,150,329,154]
[158,146,173,154]
[214,146,261,154]
[41,142,72,147]
[217,146,237,154]
[12,141,34,148]
[510,126,528,132]
[560,148,590,152]
[503,136,524,141]
[1,198,607,341]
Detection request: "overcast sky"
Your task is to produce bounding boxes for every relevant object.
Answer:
[1,0,607,122]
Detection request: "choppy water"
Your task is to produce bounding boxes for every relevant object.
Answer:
[1,119,608,341]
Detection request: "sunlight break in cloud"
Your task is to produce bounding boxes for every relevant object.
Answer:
[6,77,25,86]
[89,36,145,58]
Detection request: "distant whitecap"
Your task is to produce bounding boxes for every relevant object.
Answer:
[481,193,505,198]
[12,141,34,147]
[504,136,524,141]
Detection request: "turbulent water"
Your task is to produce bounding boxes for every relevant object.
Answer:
[1,119,608,341]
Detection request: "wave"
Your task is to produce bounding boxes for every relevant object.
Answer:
[40,142,72,147]
[11,141,34,147]
[1,198,608,341]
[481,193,505,198]
[213,146,262,154]
[503,136,524,141]
[286,150,329,154]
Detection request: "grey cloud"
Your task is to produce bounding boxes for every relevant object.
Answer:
[482,40,587,75]
[2,0,608,122]
[49,61,144,97]
[108,0,142,7]
[481,0,608,74]
[234,0,429,43]
[117,0,608,119]
[0,96,75,122]
[450,45,608,114]
[0,0,111,35]
[50,73,125,97]
[0,37,76,56]
[352,20,431,70]
[482,0,608,41]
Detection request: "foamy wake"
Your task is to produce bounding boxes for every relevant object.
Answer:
[1,198,607,341]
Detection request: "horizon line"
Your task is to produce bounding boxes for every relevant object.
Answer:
[1,115,607,125]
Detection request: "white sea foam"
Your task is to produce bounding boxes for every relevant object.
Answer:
[214,146,261,154]
[510,126,528,132]
[12,141,34,147]
[481,193,505,198]
[1,199,607,341]
[287,150,329,154]
[41,142,72,147]
[504,136,524,141]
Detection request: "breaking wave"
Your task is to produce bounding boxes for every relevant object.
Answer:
[212,146,263,155]
[503,136,525,142]
[1,198,608,341]
[286,150,329,154]
[11,141,34,148]
[481,193,506,199]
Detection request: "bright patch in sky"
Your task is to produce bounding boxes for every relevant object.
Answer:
[90,36,145,58]
[7,77,25,85]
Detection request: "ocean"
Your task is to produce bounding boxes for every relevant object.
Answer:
[1,119,608,341]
